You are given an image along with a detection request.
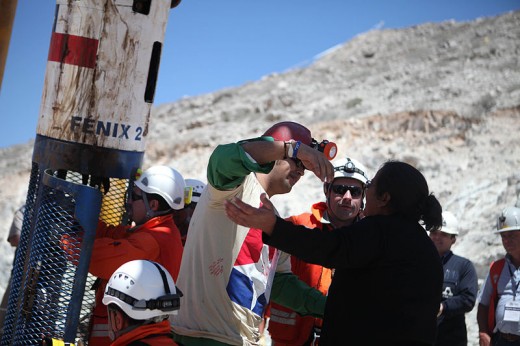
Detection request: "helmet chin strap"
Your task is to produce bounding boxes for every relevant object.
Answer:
[142,193,170,222]
[127,192,172,230]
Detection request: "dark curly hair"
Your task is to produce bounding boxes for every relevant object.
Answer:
[374,160,442,230]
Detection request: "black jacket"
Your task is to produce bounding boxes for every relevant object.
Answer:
[265,213,443,346]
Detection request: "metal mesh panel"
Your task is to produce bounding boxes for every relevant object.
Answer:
[1,162,40,344]
[99,178,128,226]
[1,167,104,346]
[18,192,81,342]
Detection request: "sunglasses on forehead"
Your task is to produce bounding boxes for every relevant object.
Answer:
[330,184,363,198]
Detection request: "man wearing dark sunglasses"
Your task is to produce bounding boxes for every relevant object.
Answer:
[268,156,369,346]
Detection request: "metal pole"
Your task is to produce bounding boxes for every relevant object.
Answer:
[0,0,18,92]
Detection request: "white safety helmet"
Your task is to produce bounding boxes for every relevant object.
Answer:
[102,260,181,320]
[185,179,206,204]
[331,157,369,185]
[135,166,185,210]
[440,211,459,235]
[496,206,520,233]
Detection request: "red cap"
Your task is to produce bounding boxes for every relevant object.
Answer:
[262,121,312,145]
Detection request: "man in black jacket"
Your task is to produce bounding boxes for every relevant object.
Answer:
[429,211,478,346]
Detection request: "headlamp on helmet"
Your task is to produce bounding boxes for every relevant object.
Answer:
[332,157,369,185]
[335,160,364,176]
[310,138,337,160]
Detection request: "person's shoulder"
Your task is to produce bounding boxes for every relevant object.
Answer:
[451,253,473,262]
[450,253,477,268]
[288,211,312,219]
[286,211,313,224]
[354,214,385,226]
[344,214,421,235]
[359,213,408,227]
[344,214,383,233]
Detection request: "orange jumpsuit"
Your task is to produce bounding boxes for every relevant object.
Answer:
[111,320,178,346]
[268,202,333,346]
[88,215,183,346]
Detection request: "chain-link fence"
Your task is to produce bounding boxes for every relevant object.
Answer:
[0,166,119,345]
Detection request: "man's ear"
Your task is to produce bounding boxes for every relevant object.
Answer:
[323,183,330,196]
[149,199,160,211]
[108,307,126,332]
[114,309,125,330]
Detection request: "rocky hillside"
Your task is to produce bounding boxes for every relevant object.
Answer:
[0,10,519,345]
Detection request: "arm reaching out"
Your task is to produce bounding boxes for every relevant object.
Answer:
[241,140,334,183]
[224,193,277,235]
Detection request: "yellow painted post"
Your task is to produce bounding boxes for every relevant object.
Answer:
[0,0,18,92]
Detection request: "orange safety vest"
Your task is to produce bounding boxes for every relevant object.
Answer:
[487,258,506,333]
[88,215,183,346]
[268,202,333,346]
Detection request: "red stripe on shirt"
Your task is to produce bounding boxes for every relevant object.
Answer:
[48,32,98,68]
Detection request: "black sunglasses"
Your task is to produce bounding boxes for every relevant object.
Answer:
[330,184,363,198]
[131,190,144,201]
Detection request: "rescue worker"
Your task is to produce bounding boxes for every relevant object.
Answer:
[477,206,520,346]
[173,178,206,246]
[102,259,181,345]
[429,211,478,346]
[267,157,369,345]
[172,121,334,345]
[87,165,186,346]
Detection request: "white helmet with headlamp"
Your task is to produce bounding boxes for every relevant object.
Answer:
[102,259,181,321]
[323,156,370,215]
[331,157,369,185]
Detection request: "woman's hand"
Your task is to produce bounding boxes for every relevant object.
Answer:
[224,193,277,235]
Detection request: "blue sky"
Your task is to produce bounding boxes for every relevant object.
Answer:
[0,0,518,148]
